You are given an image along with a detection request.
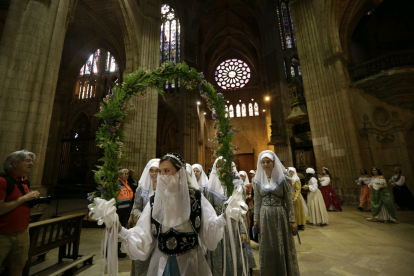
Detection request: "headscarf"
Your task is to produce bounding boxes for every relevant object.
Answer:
[206,156,243,201]
[239,171,250,186]
[139,158,160,204]
[186,163,200,189]
[249,170,256,175]
[192,164,209,190]
[306,168,315,174]
[152,155,190,228]
[253,150,286,192]
[288,167,300,182]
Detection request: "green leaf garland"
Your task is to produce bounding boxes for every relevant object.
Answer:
[88,61,237,204]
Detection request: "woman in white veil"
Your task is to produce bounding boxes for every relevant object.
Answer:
[186,163,200,190]
[128,158,159,276]
[205,157,256,275]
[192,164,209,195]
[118,153,228,276]
[253,150,300,275]
[288,167,308,231]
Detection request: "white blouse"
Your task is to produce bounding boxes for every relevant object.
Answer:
[308,177,319,192]
[369,178,387,191]
[357,177,371,186]
[390,175,405,187]
[119,194,226,276]
[320,176,330,187]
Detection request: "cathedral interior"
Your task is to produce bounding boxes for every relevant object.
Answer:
[1,0,413,202]
[1,0,414,275]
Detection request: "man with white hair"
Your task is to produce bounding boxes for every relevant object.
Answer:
[117,168,134,258]
[0,150,40,276]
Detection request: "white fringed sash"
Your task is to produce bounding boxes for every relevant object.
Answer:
[88,198,119,276]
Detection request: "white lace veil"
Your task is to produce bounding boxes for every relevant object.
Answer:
[186,163,200,189]
[253,150,286,192]
[288,167,300,182]
[139,158,160,204]
[152,156,191,228]
[239,171,250,186]
[207,156,243,201]
[192,164,209,190]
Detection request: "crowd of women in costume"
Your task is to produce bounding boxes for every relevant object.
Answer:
[116,150,414,276]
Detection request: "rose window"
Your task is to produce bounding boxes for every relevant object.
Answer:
[215,59,251,89]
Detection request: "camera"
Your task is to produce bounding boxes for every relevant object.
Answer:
[28,195,52,207]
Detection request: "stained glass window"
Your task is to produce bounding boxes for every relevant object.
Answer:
[236,104,241,117]
[215,59,251,90]
[291,58,301,78]
[76,50,119,100]
[277,1,296,49]
[84,55,93,75]
[254,102,259,116]
[160,4,180,91]
[248,103,254,116]
[241,104,247,117]
[283,59,287,79]
[229,105,234,118]
[92,49,100,74]
[225,105,229,118]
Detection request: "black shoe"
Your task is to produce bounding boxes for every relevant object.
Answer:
[118,250,127,258]
[357,206,363,212]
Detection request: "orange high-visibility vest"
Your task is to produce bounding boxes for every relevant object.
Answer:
[118,178,133,200]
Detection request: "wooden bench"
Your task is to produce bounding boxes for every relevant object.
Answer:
[22,213,93,276]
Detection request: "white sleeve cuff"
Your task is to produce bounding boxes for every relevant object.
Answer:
[119,227,129,240]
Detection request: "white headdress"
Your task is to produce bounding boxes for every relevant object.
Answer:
[192,164,209,189]
[288,167,300,182]
[153,157,190,228]
[306,167,315,174]
[140,158,160,204]
[249,170,256,175]
[186,163,200,189]
[239,171,250,186]
[206,156,243,201]
[253,150,286,192]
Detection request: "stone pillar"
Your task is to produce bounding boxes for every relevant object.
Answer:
[290,0,364,202]
[180,38,199,164]
[0,0,75,193]
[121,0,160,175]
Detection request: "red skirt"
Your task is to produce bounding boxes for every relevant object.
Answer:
[320,185,342,211]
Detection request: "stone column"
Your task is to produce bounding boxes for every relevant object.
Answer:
[121,0,160,175]
[0,0,75,193]
[290,0,364,202]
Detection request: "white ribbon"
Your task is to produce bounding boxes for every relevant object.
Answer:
[223,186,249,276]
[88,198,119,276]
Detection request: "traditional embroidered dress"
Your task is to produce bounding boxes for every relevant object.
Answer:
[205,157,256,276]
[390,174,414,210]
[357,176,371,209]
[320,176,342,211]
[306,177,329,225]
[130,159,159,276]
[119,166,227,276]
[253,151,300,276]
[369,178,398,221]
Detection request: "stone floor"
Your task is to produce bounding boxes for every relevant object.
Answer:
[30,204,414,276]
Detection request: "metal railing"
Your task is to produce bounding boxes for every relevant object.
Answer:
[348,50,414,82]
